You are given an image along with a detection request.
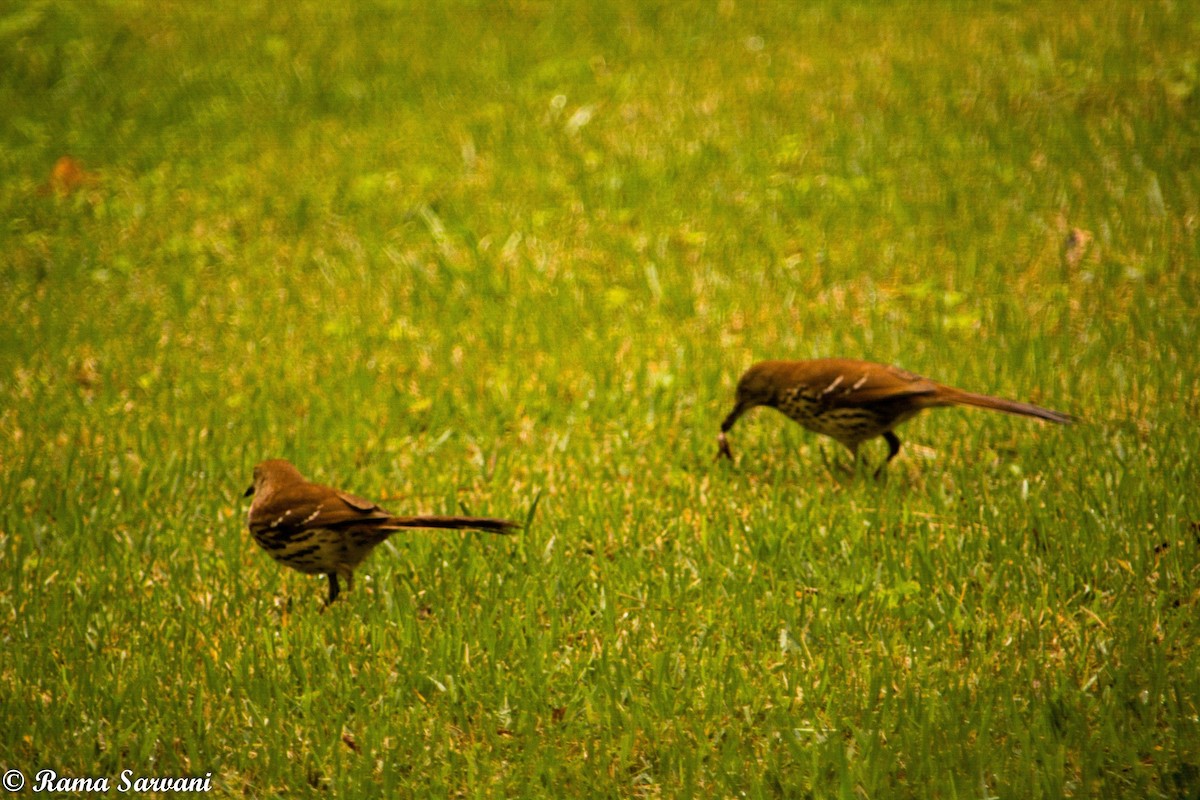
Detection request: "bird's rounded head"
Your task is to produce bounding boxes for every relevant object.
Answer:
[244,459,305,497]
[717,360,790,459]
[733,361,789,409]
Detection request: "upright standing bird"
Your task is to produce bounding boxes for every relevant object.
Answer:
[244,459,519,605]
[717,359,1073,470]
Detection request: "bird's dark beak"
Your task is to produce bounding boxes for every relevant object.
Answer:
[716,399,751,461]
[243,484,255,498]
[720,401,748,434]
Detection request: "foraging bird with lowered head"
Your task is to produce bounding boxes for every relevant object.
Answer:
[717,359,1073,471]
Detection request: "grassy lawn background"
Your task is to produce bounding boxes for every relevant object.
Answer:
[2,1,1198,796]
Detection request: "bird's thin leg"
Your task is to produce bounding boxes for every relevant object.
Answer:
[883,431,902,463]
[326,573,341,606]
[874,432,902,479]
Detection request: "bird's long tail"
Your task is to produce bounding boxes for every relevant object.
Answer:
[944,389,1075,425]
[384,516,521,534]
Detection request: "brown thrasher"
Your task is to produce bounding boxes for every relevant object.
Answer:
[244,459,519,605]
[717,359,1073,470]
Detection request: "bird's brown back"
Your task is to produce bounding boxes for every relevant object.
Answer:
[750,359,945,409]
[248,482,391,536]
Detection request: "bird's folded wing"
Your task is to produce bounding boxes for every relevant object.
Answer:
[253,486,392,532]
[797,362,940,406]
[335,490,384,513]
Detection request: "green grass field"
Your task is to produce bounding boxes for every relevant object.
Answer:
[3,1,1198,796]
